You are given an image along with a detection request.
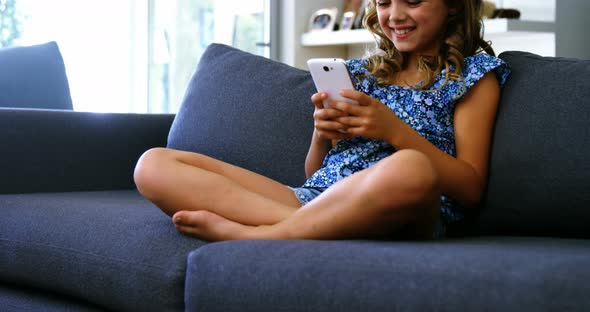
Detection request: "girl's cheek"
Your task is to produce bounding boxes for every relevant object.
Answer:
[376,12,387,25]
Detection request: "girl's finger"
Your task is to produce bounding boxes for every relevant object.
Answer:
[314,108,349,120]
[315,120,348,131]
[339,89,374,106]
[333,116,365,127]
[329,101,366,116]
[311,92,328,109]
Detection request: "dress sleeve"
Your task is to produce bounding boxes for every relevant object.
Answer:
[462,53,511,89]
[345,58,374,93]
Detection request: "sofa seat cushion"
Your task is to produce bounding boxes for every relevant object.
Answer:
[0,283,103,312]
[0,190,206,311]
[186,237,590,312]
[167,43,316,187]
[479,51,590,238]
[0,41,73,110]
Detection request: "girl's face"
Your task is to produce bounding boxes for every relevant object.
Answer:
[376,0,453,56]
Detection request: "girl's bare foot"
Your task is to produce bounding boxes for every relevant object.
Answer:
[172,210,277,241]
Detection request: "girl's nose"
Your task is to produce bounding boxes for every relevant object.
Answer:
[388,2,407,23]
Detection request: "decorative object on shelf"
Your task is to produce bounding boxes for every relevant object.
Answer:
[309,7,339,32]
[481,1,497,18]
[481,0,521,20]
[352,0,368,29]
[343,0,365,29]
[491,8,520,19]
[340,11,355,31]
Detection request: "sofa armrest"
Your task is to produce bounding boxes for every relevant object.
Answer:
[0,108,174,194]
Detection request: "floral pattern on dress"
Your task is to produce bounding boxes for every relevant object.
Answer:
[303,53,511,226]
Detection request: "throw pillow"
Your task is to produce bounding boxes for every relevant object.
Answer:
[0,41,73,110]
[167,44,316,187]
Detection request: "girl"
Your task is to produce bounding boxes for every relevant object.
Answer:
[134,0,510,241]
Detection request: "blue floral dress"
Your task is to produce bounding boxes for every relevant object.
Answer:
[302,53,511,227]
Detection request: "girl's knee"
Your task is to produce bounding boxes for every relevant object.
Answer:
[367,149,440,207]
[361,150,441,238]
[380,150,438,188]
[134,147,174,198]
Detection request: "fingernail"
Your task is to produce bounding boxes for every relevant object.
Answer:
[175,217,182,223]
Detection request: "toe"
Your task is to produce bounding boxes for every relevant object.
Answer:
[175,223,200,237]
[173,210,204,225]
[172,211,185,225]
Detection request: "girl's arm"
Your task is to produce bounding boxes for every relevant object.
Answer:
[447,72,501,207]
[305,92,352,178]
[305,129,333,178]
[335,73,501,209]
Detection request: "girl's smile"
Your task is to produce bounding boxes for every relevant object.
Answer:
[390,25,416,40]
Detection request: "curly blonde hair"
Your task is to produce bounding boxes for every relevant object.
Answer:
[363,0,494,89]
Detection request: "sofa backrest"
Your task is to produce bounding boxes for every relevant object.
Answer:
[0,41,73,110]
[478,51,590,238]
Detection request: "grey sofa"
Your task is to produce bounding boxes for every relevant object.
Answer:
[1,42,589,311]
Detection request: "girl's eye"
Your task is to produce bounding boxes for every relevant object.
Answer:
[407,0,423,6]
[376,1,391,7]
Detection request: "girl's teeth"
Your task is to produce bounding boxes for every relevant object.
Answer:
[395,29,412,35]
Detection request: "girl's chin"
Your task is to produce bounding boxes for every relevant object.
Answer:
[388,38,413,51]
[392,44,414,53]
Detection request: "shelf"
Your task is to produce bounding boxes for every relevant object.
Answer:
[301,29,373,47]
[483,19,555,33]
[301,19,555,47]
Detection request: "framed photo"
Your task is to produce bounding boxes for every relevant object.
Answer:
[309,7,339,32]
[340,11,356,31]
[344,0,368,29]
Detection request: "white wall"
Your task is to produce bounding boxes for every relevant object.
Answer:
[556,0,590,59]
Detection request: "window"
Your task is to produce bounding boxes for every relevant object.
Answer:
[148,0,273,113]
[12,0,274,113]
[0,0,25,47]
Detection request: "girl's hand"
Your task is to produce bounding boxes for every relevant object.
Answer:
[310,92,355,140]
[328,89,401,143]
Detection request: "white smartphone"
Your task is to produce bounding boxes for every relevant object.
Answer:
[307,58,358,108]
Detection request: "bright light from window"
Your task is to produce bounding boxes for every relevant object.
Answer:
[14,0,270,114]
[17,0,146,113]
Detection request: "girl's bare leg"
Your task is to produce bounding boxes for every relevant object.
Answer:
[134,148,302,226]
[173,149,442,241]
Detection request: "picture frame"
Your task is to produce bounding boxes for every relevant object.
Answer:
[344,0,368,29]
[339,11,356,31]
[309,7,339,32]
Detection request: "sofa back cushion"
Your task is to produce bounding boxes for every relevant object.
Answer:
[167,44,315,187]
[478,51,590,238]
[0,41,73,110]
